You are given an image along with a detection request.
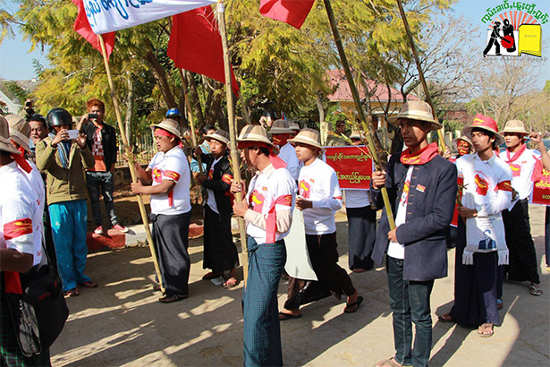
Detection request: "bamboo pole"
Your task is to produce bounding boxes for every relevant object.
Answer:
[217,1,249,286]
[395,0,448,154]
[178,69,204,174]
[323,0,396,229]
[98,34,165,293]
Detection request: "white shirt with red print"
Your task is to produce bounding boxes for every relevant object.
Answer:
[147,146,191,215]
[498,147,541,200]
[0,161,42,266]
[245,164,296,245]
[387,166,414,260]
[298,158,342,235]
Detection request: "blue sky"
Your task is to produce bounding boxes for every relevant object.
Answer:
[0,0,548,87]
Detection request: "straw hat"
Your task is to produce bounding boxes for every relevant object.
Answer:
[269,119,294,135]
[205,129,230,145]
[6,114,30,152]
[237,124,273,148]
[350,130,364,140]
[502,119,529,135]
[150,119,182,138]
[288,128,322,150]
[454,135,472,147]
[392,101,441,130]
[462,114,504,145]
[288,121,301,132]
[0,115,20,154]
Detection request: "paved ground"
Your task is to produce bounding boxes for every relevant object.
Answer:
[50,206,550,366]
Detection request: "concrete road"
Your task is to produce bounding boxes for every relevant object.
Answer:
[51,206,550,366]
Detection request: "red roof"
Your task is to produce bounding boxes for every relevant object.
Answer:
[326,70,419,103]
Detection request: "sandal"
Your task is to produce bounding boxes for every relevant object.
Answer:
[528,283,543,296]
[344,295,364,313]
[477,323,494,337]
[375,356,405,367]
[438,313,454,322]
[64,288,80,297]
[223,277,239,288]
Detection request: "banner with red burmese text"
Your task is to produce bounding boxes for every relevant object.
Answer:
[531,169,550,206]
[324,146,372,190]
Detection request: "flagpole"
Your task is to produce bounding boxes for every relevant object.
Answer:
[97,34,165,293]
[395,0,448,154]
[217,0,249,286]
[178,69,204,174]
[322,0,396,229]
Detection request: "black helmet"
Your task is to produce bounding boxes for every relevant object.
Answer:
[47,108,72,128]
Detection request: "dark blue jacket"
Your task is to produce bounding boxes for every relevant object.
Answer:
[372,153,457,281]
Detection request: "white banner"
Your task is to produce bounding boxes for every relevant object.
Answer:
[83,0,217,34]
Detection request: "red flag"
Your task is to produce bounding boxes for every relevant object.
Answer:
[72,0,116,60]
[168,6,239,96]
[259,0,315,29]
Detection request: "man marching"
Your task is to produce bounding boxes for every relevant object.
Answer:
[371,101,457,367]
[131,119,192,303]
[1,116,50,365]
[196,129,239,288]
[440,115,512,338]
[230,124,296,367]
[280,128,362,319]
[498,120,543,296]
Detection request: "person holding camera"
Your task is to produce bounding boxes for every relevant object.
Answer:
[36,108,97,297]
[80,99,127,235]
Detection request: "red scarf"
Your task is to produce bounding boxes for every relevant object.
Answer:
[504,143,526,163]
[10,145,31,174]
[400,143,439,165]
[272,134,290,147]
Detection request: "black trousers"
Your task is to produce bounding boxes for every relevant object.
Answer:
[346,206,376,270]
[203,205,238,274]
[151,211,191,296]
[502,199,540,284]
[306,233,356,298]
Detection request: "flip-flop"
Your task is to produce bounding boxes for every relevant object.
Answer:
[202,272,221,280]
[477,323,494,337]
[528,283,543,296]
[223,277,239,288]
[278,312,302,321]
[344,295,364,313]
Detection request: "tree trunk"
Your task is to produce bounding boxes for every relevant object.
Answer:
[142,39,176,109]
[186,71,205,128]
[317,94,327,145]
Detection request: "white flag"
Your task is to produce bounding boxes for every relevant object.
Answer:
[83,0,217,34]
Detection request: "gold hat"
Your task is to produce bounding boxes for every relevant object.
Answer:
[237,124,273,147]
[502,119,528,135]
[393,100,441,130]
[7,114,30,152]
[288,128,322,150]
[150,119,182,138]
[205,129,230,145]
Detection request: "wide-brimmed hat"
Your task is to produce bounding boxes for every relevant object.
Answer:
[349,130,364,140]
[237,124,273,148]
[463,114,504,145]
[0,116,20,154]
[454,135,472,147]
[392,101,441,130]
[7,114,30,152]
[150,119,181,138]
[502,119,529,135]
[288,128,322,150]
[205,129,230,145]
[288,121,301,132]
[269,119,294,135]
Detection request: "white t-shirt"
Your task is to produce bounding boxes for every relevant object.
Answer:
[21,160,45,261]
[0,161,42,265]
[344,189,371,208]
[498,147,540,200]
[278,143,301,181]
[298,158,342,235]
[457,153,513,215]
[206,156,223,214]
[246,165,296,244]
[387,166,414,260]
[148,146,191,215]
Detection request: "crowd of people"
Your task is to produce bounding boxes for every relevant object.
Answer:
[1,98,549,367]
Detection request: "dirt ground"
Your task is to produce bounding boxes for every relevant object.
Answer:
[50,205,550,366]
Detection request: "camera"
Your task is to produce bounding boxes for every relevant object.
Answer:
[25,101,33,108]
[88,113,99,119]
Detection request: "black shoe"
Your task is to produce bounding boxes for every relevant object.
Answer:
[159,294,188,303]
